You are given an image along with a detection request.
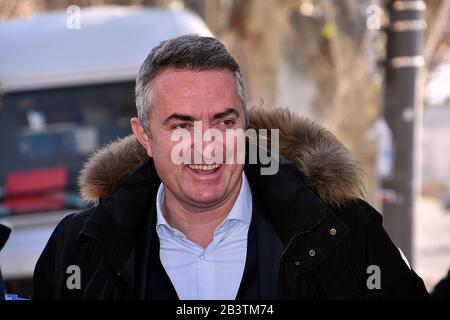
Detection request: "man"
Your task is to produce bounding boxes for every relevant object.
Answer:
[33,35,428,299]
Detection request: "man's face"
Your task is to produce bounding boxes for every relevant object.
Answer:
[132,68,246,211]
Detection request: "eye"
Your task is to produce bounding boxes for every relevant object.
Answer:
[223,119,236,126]
[173,123,191,130]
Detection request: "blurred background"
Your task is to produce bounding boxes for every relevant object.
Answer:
[0,0,449,298]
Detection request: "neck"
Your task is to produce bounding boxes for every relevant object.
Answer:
[162,179,242,248]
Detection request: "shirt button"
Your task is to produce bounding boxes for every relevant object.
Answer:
[200,255,205,260]
[330,228,337,236]
[309,249,316,257]
[294,260,301,266]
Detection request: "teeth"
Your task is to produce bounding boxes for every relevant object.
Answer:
[188,164,220,171]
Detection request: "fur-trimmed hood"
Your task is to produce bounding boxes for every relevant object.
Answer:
[78,108,364,208]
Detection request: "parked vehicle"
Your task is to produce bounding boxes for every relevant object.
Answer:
[0,5,211,296]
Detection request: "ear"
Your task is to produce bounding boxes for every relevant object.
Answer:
[131,117,153,158]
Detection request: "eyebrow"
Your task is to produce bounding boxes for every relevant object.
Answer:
[162,108,240,126]
[212,108,240,120]
[162,113,195,126]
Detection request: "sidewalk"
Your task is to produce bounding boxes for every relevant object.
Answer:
[414,197,450,291]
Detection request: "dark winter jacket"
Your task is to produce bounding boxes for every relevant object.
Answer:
[32,108,428,300]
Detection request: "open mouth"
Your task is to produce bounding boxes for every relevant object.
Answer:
[187,163,222,175]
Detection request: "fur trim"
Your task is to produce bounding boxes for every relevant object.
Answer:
[78,108,364,207]
[249,108,364,207]
[78,135,148,203]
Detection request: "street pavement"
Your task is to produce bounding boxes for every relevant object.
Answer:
[414,197,450,291]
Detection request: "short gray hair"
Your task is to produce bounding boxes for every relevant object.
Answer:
[135,34,248,134]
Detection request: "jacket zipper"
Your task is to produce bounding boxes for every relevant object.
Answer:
[275,215,327,296]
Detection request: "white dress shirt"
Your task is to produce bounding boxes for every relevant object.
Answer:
[155,172,252,300]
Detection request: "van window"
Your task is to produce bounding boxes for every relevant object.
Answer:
[0,81,136,212]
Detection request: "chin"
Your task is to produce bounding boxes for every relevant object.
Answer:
[187,190,224,206]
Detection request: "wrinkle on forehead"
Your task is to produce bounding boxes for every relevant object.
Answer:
[150,69,242,119]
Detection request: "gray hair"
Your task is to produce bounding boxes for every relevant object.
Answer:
[135,34,248,135]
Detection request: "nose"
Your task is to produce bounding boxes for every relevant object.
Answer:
[191,120,224,164]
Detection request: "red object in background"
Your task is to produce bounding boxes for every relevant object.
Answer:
[378,188,403,205]
[2,168,67,213]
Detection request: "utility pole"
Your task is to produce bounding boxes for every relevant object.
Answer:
[382,0,426,263]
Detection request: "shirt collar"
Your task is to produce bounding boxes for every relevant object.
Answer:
[156,172,253,230]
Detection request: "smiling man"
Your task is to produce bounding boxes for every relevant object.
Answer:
[131,67,247,251]
[33,35,428,300]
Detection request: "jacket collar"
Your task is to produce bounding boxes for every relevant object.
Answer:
[77,107,364,278]
[244,155,330,245]
[79,152,332,271]
[78,160,160,281]
[74,107,361,293]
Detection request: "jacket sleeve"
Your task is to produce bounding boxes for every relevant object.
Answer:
[341,199,429,299]
[32,215,70,300]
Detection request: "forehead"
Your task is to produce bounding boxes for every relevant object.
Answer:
[150,68,241,115]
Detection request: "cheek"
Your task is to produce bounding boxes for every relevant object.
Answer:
[149,133,170,154]
[149,135,180,167]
